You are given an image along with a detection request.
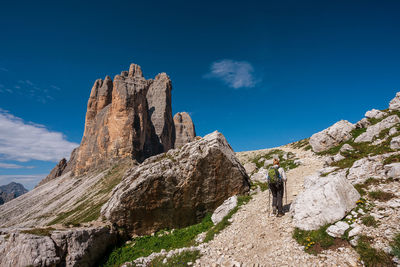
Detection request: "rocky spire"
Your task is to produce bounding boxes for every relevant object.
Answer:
[173,112,196,148]
[128,63,143,78]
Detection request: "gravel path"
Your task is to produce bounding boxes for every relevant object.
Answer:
[196,146,361,267]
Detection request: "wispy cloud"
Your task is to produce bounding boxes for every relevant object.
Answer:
[204,59,260,89]
[0,162,34,169]
[0,109,78,162]
[0,174,47,190]
[0,67,8,72]
[1,79,61,103]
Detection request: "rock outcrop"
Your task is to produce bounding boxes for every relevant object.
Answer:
[0,182,28,205]
[38,63,178,179]
[354,115,400,143]
[173,112,196,148]
[211,195,238,225]
[101,131,250,235]
[36,158,67,187]
[0,226,116,267]
[291,171,360,230]
[365,109,387,119]
[309,120,355,153]
[389,92,400,111]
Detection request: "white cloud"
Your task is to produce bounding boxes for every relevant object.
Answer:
[0,110,79,162]
[205,59,259,89]
[0,174,46,190]
[0,162,34,169]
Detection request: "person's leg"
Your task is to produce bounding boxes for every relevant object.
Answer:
[269,183,278,214]
[277,183,284,215]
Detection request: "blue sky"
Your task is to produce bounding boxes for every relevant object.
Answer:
[1,0,400,189]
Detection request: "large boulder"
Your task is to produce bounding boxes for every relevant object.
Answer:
[250,168,268,183]
[347,152,400,183]
[173,112,196,148]
[243,162,257,175]
[0,226,116,267]
[389,92,400,111]
[101,131,250,235]
[354,115,400,143]
[309,120,355,153]
[291,172,360,231]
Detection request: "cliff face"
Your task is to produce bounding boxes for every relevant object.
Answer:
[65,64,175,176]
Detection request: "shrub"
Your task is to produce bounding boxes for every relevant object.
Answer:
[361,215,378,228]
[21,227,55,236]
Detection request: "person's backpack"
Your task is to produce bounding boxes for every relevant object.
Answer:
[268,167,282,185]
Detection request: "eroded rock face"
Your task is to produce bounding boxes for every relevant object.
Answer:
[36,158,67,187]
[58,63,176,177]
[354,115,400,143]
[0,226,116,267]
[173,112,196,148]
[309,120,355,153]
[101,131,250,235]
[291,172,360,231]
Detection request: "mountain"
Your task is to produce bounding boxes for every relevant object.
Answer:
[0,63,249,267]
[0,182,28,205]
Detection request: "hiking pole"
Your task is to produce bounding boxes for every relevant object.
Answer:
[285,181,288,207]
[268,188,271,215]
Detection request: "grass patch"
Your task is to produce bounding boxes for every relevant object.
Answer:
[251,182,269,192]
[368,190,395,201]
[356,235,394,267]
[390,232,400,258]
[361,215,378,228]
[293,225,335,254]
[101,194,252,267]
[354,184,367,196]
[204,195,252,243]
[384,154,400,165]
[150,250,200,266]
[21,227,55,236]
[101,215,213,267]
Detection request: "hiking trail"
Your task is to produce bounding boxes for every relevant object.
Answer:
[196,146,361,267]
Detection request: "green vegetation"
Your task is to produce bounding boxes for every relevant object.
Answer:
[390,232,400,258]
[101,195,252,267]
[204,195,252,243]
[384,154,400,165]
[291,138,310,149]
[354,184,367,196]
[250,149,299,171]
[48,162,132,226]
[368,190,395,201]
[355,235,394,267]
[293,225,335,255]
[101,215,213,267]
[361,215,378,228]
[250,181,269,192]
[150,250,201,266]
[21,227,55,236]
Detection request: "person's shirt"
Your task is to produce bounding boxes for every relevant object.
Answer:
[266,164,287,182]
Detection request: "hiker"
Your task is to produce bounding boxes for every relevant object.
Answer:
[267,158,287,217]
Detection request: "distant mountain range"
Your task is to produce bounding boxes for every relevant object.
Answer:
[0,182,28,205]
